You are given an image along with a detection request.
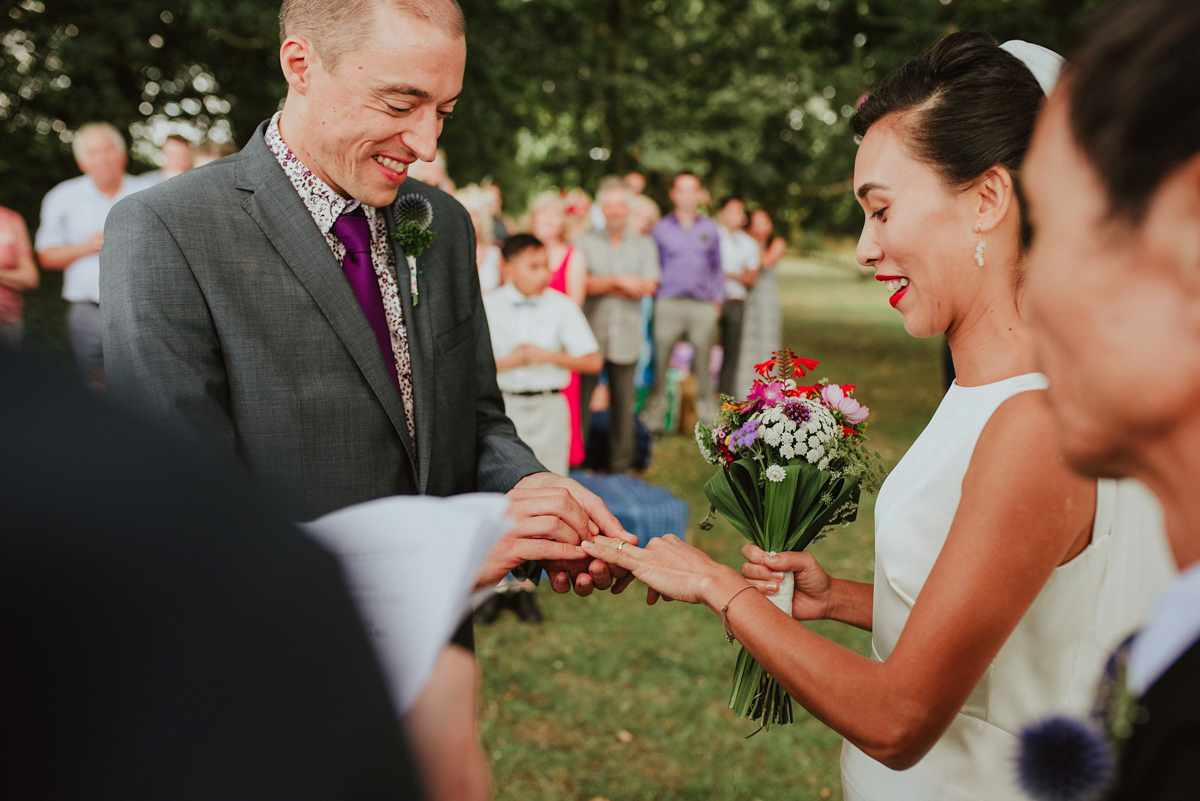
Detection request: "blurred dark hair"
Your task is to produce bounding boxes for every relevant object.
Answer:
[1066,0,1200,222]
[852,31,1047,248]
[501,233,544,262]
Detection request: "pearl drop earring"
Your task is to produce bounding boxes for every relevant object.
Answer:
[975,238,986,267]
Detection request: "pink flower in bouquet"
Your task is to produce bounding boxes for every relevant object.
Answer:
[821,384,870,424]
[749,381,787,409]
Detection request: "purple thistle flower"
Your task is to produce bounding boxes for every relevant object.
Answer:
[782,400,811,424]
[1017,716,1114,801]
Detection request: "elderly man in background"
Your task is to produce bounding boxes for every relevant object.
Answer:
[575,183,660,473]
[36,122,144,389]
[640,171,723,432]
[0,206,39,348]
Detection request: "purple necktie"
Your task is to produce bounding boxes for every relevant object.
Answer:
[332,208,400,393]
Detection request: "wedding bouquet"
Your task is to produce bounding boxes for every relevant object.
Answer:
[695,349,884,729]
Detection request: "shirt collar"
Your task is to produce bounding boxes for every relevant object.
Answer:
[264,112,375,235]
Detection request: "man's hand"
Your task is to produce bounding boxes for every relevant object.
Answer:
[476,485,592,588]
[510,472,638,596]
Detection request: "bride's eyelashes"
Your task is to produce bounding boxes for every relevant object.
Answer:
[871,207,888,221]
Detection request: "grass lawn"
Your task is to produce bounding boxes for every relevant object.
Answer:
[477,255,947,801]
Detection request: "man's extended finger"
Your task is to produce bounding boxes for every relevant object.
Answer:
[611,571,637,595]
[573,485,635,542]
[512,540,588,564]
[572,572,595,597]
[549,570,571,594]
[588,558,614,590]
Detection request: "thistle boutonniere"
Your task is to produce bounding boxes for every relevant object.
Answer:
[391,193,436,307]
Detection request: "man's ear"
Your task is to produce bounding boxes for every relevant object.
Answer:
[974,166,1016,235]
[280,35,317,94]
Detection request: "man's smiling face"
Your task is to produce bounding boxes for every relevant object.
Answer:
[281,5,465,208]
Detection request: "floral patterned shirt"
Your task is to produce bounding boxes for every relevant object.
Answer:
[265,113,416,444]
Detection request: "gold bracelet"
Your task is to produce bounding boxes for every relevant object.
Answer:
[721,585,756,644]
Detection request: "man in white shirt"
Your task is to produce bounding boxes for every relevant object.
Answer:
[715,197,759,398]
[36,122,146,390]
[485,234,602,476]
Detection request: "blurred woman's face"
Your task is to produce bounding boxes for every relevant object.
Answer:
[1025,90,1200,477]
[747,210,773,239]
[853,120,985,339]
[530,205,565,243]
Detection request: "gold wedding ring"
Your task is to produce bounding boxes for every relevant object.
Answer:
[616,541,625,551]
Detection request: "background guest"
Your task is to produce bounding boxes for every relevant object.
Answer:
[624,171,647,196]
[714,196,759,398]
[528,190,588,466]
[455,184,503,291]
[408,147,455,192]
[36,122,144,391]
[735,208,784,394]
[563,187,594,241]
[193,139,237,168]
[641,172,723,432]
[575,183,660,474]
[484,182,512,242]
[141,133,195,184]
[0,205,38,349]
[628,193,660,236]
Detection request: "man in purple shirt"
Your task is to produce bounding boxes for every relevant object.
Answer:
[641,172,723,432]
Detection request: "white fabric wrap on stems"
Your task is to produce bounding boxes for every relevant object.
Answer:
[767,556,794,615]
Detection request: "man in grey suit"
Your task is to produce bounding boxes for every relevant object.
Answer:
[101,1,631,798]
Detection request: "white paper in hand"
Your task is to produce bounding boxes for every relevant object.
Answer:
[301,493,511,713]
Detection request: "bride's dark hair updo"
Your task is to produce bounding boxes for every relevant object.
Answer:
[1067,0,1200,223]
[852,31,1046,248]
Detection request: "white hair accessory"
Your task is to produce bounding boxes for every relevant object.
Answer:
[999,39,1066,97]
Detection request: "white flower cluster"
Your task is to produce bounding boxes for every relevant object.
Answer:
[756,399,840,471]
[695,421,719,465]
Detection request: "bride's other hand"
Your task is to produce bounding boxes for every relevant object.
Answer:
[741,544,834,621]
[580,534,745,608]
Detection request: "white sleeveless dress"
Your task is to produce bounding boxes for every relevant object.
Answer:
[840,373,1174,801]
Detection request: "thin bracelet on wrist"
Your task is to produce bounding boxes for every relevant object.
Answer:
[721,585,756,644]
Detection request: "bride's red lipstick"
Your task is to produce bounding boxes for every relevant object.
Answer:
[875,275,910,308]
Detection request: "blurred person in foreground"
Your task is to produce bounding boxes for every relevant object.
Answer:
[584,32,1172,801]
[0,347,423,800]
[100,1,634,798]
[1024,0,1200,797]
[36,122,144,390]
[575,182,660,473]
[714,196,759,398]
[641,171,723,432]
[0,205,39,348]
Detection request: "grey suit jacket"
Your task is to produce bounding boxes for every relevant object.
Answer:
[101,121,544,520]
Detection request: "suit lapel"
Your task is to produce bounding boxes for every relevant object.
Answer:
[236,132,417,468]
[386,202,433,493]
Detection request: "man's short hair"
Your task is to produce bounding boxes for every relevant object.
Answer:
[280,0,466,72]
[72,122,126,161]
[501,233,543,262]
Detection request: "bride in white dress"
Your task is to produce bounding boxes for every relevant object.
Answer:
[583,31,1173,801]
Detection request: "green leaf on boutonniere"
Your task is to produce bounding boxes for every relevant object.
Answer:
[391,221,436,259]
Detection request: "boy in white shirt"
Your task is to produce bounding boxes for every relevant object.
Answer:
[484,234,602,476]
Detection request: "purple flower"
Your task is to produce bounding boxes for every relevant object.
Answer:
[782,400,811,424]
[821,384,870,424]
[729,419,761,449]
[1017,716,1113,801]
